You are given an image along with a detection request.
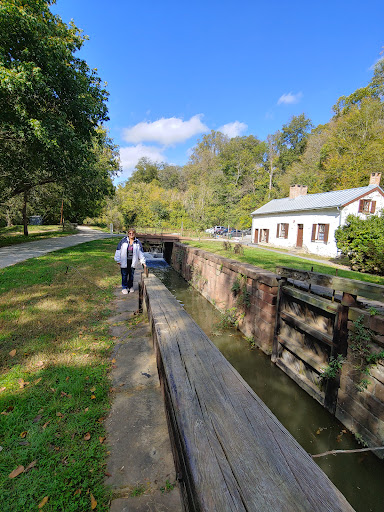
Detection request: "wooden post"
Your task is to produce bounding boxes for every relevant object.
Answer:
[325,292,357,413]
[272,277,285,362]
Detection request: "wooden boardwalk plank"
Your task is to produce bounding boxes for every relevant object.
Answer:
[143,275,354,512]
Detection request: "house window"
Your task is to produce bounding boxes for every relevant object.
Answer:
[259,229,269,243]
[358,199,376,214]
[311,224,329,243]
[276,223,289,239]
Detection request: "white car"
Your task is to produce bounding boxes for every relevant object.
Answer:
[205,227,215,234]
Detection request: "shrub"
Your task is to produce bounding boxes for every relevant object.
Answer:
[335,214,384,274]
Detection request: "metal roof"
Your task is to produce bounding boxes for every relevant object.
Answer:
[251,185,383,216]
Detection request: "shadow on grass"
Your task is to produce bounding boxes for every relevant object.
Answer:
[0,239,119,511]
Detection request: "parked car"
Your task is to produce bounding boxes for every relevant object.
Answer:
[242,228,251,235]
[229,229,242,237]
[205,227,215,234]
[214,226,226,233]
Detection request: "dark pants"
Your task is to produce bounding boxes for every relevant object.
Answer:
[121,260,134,289]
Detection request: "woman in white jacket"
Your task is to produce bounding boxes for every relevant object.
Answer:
[114,228,146,294]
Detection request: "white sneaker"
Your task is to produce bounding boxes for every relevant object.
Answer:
[129,287,134,293]
[121,289,128,294]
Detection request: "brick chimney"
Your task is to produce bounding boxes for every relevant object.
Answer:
[369,172,382,186]
[289,185,308,199]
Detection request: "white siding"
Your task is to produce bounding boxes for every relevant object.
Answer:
[252,210,339,257]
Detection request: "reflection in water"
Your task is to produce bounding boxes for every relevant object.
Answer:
[152,266,384,512]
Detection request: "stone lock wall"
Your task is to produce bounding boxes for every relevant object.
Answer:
[336,309,384,451]
[171,243,384,454]
[171,243,279,354]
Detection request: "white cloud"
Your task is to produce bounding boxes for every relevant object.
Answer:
[122,114,208,146]
[277,92,303,105]
[218,121,248,138]
[119,144,166,175]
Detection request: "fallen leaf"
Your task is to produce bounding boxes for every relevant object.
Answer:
[33,414,42,423]
[9,465,24,478]
[90,386,96,392]
[36,361,44,367]
[104,471,112,477]
[91,395,96,400]
[97,417,105,423]
[61,391,69,397]
[91,493,97,509]
[18,378,26,389]
[65,376,70,381]
[99,436,106,444]
[50,387,56,393]
[38,496,49,509]
[9,349,16,357]
[0,387,6,393]
[20,431,27,438]
[56,412,64,418]
[84,432,91,441]
[25,460,37,471]
[42,421,51,429]
[34,378,42,385]
[111,358,116,363]
[84,407,89,412]
[74,489,82,496]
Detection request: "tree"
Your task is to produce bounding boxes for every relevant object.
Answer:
[129,158,160,184]
[0,0,111,233]
[335,214,384,274]
[277,114,313,172]
[321,98,384,189]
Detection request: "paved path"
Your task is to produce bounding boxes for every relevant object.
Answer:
[0,226,120,269]
[106,277,182,511]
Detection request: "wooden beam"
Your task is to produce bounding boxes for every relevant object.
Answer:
[276,266,384,303]
[280,311,334,347]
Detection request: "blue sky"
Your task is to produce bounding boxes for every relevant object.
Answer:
[52,0,384,183]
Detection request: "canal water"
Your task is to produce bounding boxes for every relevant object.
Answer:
[148,263,384,512]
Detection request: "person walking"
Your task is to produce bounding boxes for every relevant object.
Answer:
[114,228,147,294]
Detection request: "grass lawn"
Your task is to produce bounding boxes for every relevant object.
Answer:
[0,225,74,248]
[184,240,384,286]
[0,238,122,511]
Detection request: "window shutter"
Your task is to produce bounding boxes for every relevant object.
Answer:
[266,229,269,243]
[311,224,316,241]
[276,224,280,237]
[371,201,376,214]
[284,223,289,239]
[324,224,329,243]
[358,200,363,213]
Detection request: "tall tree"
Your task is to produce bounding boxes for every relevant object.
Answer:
[277,114,313,172]
[0,0,110,233]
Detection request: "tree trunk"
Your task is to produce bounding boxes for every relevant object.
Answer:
[22,190,29,236]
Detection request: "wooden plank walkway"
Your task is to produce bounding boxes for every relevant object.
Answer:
[142,274,355,512]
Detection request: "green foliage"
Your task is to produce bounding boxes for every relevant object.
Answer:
[320,354,344,381]
[231,274,251,308]
[0,1,118,228]
[215,307,243,329]
[349,315,384,391]
[160,479,175,494]
[335,214,384,274]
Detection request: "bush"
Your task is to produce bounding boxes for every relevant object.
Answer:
[335,214,384,274]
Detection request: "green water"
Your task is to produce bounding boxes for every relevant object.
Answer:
[153,266,384,512]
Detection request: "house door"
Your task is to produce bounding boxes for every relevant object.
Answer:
[254,229,258,244]
[296,224,303,248]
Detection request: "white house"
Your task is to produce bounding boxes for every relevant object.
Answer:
[250,173,384,258]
